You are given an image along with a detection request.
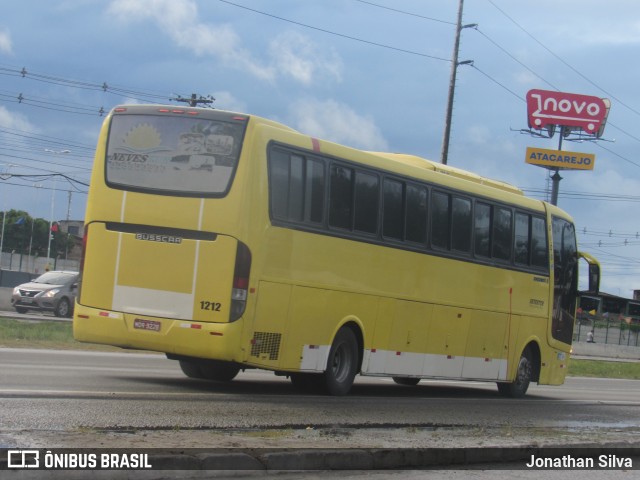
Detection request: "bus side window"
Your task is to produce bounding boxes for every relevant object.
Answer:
[492,206,512,261]
[406,184,428,244]
[474,202,491,258]
[451,196,472,253]
[269,149,291,220]
[354,171,380,234]
[383,178,404,240]
[431,191,451,250]
[304,158,325,224]
[531,216,548,268]
[329,164,354,230]
[514,212,530,265]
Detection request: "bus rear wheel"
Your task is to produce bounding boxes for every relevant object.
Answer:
[497,347,533,398]
[199,360,240,382]
[323,327,359,396]
[178,359,240,382]
[178,360,205,379]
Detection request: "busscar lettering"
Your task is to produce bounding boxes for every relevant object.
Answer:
[135,233,182,244]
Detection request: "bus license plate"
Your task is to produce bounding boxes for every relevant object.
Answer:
[133,319,161,332]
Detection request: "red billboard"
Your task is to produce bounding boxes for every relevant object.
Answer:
[526,89,609,136]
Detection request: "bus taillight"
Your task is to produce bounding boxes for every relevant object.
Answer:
[230,241,251,322]
[77,226,88,300]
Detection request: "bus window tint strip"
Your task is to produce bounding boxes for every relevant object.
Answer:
[267,143,549,275]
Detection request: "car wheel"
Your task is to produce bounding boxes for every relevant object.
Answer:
[15,307,29,314]
[54,297,71,318]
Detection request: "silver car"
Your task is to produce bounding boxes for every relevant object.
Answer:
[11,271,79,317]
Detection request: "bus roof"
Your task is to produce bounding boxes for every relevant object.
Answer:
[368,152,524,196]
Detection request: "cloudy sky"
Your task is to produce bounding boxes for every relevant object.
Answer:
[1,0,640,296]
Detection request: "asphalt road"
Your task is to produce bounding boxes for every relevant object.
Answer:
[1,347,640,451]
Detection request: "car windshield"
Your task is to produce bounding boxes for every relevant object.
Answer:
[33,272,77,285]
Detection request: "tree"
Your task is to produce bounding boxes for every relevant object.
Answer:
[0,209,73,259]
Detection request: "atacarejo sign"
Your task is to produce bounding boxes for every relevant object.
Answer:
[525,147,595,171]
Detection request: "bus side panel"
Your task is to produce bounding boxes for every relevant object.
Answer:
[245,281,292,369]
[282,286,332,371]
[382,300,432,377]
[462,311,509,380]
[248,284,378,373]
[79,222,118,309]
[285,287,376,372]
[422,305,470,378]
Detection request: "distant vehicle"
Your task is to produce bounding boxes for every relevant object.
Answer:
[12,271,79,317]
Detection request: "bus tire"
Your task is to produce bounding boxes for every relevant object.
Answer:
[199,360,240,382]
[497,347,533,398]
[179,360,205,379]
[323,327,359,396]
[392,377,420,386]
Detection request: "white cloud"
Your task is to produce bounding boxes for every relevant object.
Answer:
[288,98,389,151]
[211,91,247,113]
[107,0,341,85]
[0,106,36,131]
[0,28,13,55]
[269,31,342,86]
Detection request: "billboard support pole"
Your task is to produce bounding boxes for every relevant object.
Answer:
[550,126,565,206]
[550,170,562,206]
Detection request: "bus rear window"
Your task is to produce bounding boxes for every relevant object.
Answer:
[105,114,246,196]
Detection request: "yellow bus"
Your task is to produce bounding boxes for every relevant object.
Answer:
[73,104,600,397]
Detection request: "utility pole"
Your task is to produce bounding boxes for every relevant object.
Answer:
[174,94,215,108]
[441,0,475,165]
[548,127,567,206]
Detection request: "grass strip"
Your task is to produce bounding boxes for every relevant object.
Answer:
[567,358,640,380]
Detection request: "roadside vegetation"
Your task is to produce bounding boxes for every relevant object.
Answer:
[1,317,639,378]
[0,317,118,351]
[567,358,640,380]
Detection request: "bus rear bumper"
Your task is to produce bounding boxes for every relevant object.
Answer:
[73,303,243,361]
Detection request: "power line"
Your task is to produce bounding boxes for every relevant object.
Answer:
[352,0,456,25]
[475,28,560,92]
[468,64,523,102]
[521,188,640,203]
[485,0,640,119]
[216,0,452,62]
[0,66,170,103]
[0,178,88,195]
